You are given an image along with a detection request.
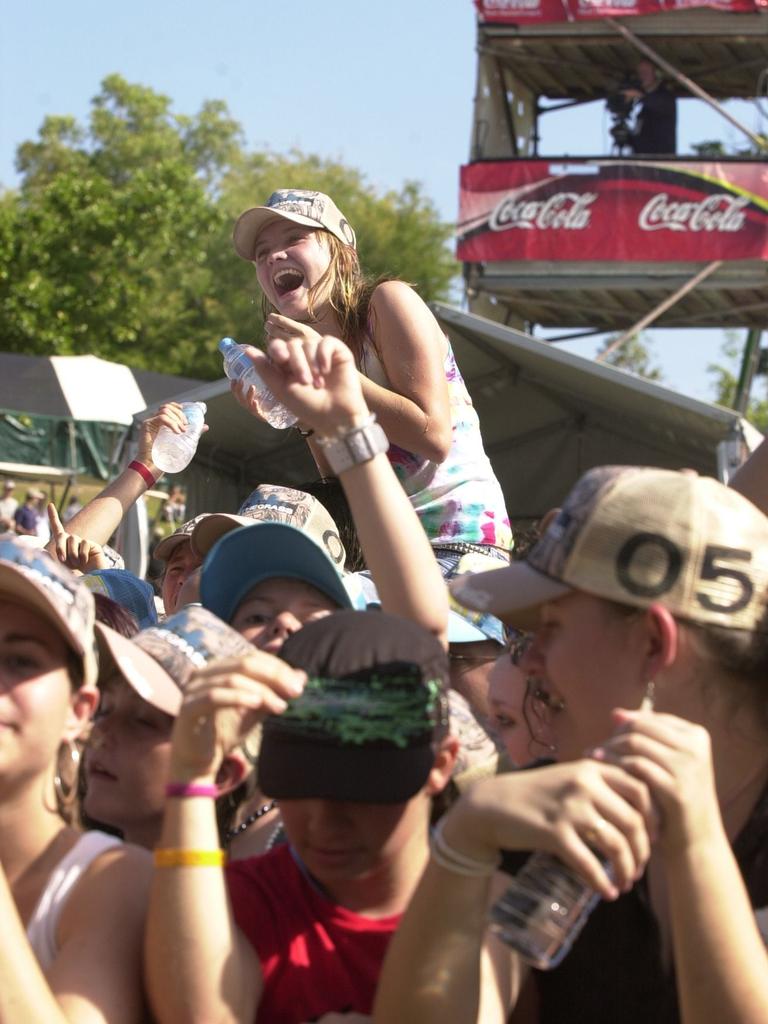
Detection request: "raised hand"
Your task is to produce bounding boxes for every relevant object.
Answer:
[47,502,109,573]
[137,402,206,470]
[264,313,325,385]
[168,651,307,783]
[591,709,723,858]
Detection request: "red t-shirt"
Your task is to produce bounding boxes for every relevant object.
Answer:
[226,845,401,1023]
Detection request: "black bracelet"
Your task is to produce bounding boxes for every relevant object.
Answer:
[295,426,314,438]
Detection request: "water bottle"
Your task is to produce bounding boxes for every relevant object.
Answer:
[488,851,610,969]
[218,337,297,430]
[151,401,207,474]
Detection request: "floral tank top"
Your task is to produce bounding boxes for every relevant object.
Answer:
[360,337,512,550]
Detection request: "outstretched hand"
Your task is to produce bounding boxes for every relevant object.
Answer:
[137,402,208,470]
[234,323,369,435]
[47,503,109,574]
[169,651,307,783]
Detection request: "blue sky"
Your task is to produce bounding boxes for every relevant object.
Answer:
[1,0,764,404]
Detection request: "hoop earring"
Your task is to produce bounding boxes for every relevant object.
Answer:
[54,739,81,810]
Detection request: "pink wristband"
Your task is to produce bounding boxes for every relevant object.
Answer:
[128,460,157,487]
[165,782,219,798]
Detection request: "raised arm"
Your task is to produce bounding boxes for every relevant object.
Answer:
[47,404,188,556]
[374,760,654,1024]
[145,651,307,1024]
[356,281,452,462]
[243,333,449,644]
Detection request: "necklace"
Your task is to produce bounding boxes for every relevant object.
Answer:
[225,799,278,843]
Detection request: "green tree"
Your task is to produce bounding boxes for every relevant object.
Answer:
[708,332,768,431]
[2,76,239,377]
[0,78,456,379]
[596,333,663,382]
[691,138,767,159]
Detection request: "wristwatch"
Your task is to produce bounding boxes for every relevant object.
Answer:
[316,415,389,475]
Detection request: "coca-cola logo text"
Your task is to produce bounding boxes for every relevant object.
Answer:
[482,0,540,9]
[639,193,749,232]
[578,0,637,9]
[490,191,597,231]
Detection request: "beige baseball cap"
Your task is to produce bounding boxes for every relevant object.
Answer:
[153,514,213,563]
[191,484,346,568]
[233,189,357,261]
[96,605,256,716]
[451,465,768,633]
[0,537,98,686]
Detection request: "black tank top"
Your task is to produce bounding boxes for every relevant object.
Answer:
[529,779,768,1023]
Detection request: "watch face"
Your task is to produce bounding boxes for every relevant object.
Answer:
[321,421,389,475]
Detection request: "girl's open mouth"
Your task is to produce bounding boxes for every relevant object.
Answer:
[273,268,305,296]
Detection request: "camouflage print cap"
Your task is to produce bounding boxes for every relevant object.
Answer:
[96,604,255,716]
[0,537,98,686]
[232,189,357,261]
[452,465,768,633]
[153,514,213,563]
[448,689,499,792]
[192,484,346,569]
[446,551,509,646]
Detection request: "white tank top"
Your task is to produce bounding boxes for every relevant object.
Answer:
[26,831,122,971]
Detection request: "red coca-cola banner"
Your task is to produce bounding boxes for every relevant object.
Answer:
[476,0,765,23]
[458,159,768,262]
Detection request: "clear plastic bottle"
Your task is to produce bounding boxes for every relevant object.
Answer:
[488,851,609,969]
[151,401,207,474]
[218,337,297,430]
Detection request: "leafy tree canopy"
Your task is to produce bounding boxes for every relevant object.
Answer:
[708,332,768,432]
[1,76,456,379]
[596,333,663,382]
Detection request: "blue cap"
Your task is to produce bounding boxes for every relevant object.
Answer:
[83,568,158,631]
[200,522,353,624]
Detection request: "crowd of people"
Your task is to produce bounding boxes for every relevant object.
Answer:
[1,187,766,1024]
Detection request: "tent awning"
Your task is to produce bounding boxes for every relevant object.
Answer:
[435,302,758,518]
[0,352,201,425]
[0,353,203,479]
[0,461,75,484]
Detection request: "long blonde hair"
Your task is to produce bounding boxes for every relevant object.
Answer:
[259,231,389,365]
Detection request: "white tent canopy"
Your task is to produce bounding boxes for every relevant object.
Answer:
[129,304,759,528]
[0,352,200,425]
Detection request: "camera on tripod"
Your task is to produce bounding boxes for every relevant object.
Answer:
[606,77,640,151]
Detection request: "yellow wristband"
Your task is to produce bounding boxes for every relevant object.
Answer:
[154,848,227,868]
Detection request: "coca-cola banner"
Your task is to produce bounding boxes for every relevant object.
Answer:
[458,159,768,262]
[476,0,765,24]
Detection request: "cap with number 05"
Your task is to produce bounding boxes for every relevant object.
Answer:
[450,465,768,633]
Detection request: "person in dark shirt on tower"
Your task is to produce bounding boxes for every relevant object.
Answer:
[625,59,677,156]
